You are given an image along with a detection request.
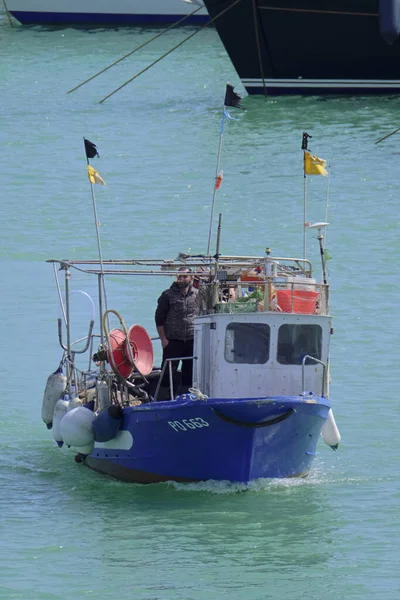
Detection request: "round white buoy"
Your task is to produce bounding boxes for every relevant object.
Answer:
[60,406,95,448]
[321,409,341,450]
[74,442,94,456]
[67,397,83,411]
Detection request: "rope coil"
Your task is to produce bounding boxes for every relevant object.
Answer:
[188,388,208,401]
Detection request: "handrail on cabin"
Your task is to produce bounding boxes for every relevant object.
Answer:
[301,355,327,398]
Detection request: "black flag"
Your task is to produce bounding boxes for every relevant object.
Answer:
[84,138,99,159]
[224,84,242,108]
[301,132,312,150]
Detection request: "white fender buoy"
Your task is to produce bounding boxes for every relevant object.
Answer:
[322,409,341,450]
[52,398,70,447]
[41,365,67,428]
[97,379,112,411]
[74,441,94,456]
[67,397,83,411]
[60,406,95,448]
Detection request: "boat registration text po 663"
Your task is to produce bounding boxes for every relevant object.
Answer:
[168,418,210,432]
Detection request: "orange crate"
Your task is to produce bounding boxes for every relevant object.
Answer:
[276,289,319,314]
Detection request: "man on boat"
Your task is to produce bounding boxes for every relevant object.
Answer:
[155,267,199,398]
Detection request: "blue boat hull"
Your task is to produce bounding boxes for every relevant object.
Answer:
[85,395,330,483]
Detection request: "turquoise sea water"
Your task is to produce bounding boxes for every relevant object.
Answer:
[1,9,399,600]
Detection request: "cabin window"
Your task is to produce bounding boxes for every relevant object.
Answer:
[224,323,270,364]
[277,324,322,365]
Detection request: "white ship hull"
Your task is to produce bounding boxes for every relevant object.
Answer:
[7,0,209,25]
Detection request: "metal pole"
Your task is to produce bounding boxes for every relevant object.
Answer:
[323,175,331,249]
[169,360,174,400]
[89,179,108,311]
[301,135,312,259]
[64,267,72,394]
[207,111,225,255]
[303,169,307,259]
[215,213,222,259]
[317,227,328,285]
[98,274,104,346]
[84,138,109,336]
[213,213,222,306]
[302,355,326,397]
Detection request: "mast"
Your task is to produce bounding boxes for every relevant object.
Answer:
[206,83,243,254]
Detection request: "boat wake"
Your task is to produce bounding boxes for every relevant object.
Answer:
[167,468,327,494]
[167,463,370,494]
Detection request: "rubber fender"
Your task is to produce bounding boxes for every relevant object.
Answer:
[93,404,124,443]
[380,0,400,44]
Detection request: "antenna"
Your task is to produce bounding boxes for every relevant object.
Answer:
[306,222,329,284]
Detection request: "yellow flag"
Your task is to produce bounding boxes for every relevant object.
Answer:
[87,164,106,185]
[304,151,328,176]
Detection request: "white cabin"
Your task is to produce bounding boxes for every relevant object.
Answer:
[193,312,332,399]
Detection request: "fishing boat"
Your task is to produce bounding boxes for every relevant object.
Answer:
[6,0,208,26]
[202,0,400,95]
[41,89,340,484]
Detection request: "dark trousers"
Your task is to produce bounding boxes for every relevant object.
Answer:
[161,339,194,388]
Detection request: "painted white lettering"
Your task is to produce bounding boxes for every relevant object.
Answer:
[175,421,187,431]
[168,418,210,432]
[195,417,210,427]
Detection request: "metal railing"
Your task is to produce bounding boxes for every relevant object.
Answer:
[153,355,195,401]
[301,355,327,398]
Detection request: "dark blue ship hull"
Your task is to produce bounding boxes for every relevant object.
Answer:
[85,394,330,483]
[203,0,400,95]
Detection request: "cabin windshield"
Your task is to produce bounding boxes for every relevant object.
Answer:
[224,323,270,364]
[277,324,322,365]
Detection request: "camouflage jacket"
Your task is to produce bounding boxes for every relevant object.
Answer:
[155,282,199,342]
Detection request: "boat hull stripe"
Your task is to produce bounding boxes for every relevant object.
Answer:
[212,408,295,427]
[242,79,400,88]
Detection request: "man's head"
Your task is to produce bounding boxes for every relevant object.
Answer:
[176,267,193,289]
